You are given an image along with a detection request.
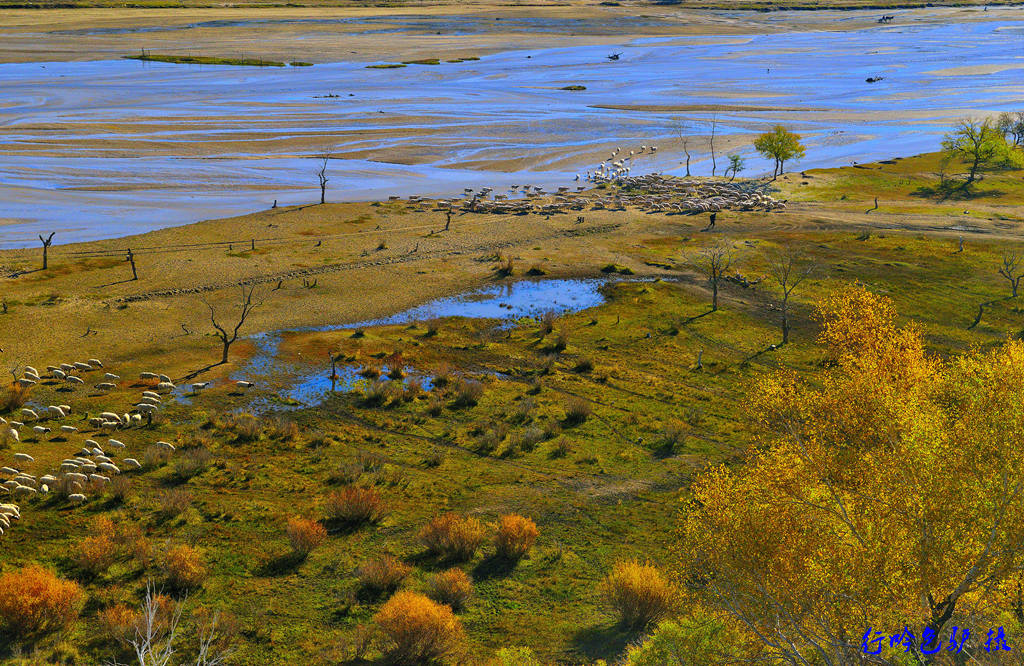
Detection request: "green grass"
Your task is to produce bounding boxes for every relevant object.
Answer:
[365,63,407,69]
[560,85,587,91]
[400,58,442,65]
[124,53,287,67]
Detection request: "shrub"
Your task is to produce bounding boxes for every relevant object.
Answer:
[142,444,172,469]
[266,416,299,441]
[286,516,327,556]
[510,397,535,425]
[373,591,465,664]
[225,412,261,442]
[417,513,486,561]
[162,544,207,590]
[356,555,412,594]
[0,564,84,639]
[564,397,592,425]
[553,328,569,352]
[539,311,556,336]
[453,379,484,408]
[158,488,192,517]
[432,363,452,386]
[0,382,32,413]
[521,426,545,451]
[97,603,139,645]
[603,560,678,629]
[425,568,473,611]
[493,647,542,666]
[624,614,734,666]
[574,356,594,373]
[106,475,132,501]
[550,437,572,458]
[427,394,445,416]
[494,514,539,560]
[76,533,117,576]
[173,447,211,480]
[324,485,386,525]
[404,377,423,401]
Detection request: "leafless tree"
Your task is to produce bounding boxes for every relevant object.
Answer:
[765,247,816,344]
[672,117,693,177]
[110,582,234,666]
[1000,251,1024,297]
[203,285,262,364]
[708,114,718,177]
[315,150,332,204]
[126,248,138,280]
[39,232,54,270]
[689,240,734,312]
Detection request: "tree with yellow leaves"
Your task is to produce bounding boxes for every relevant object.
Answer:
[678,286,1024,665]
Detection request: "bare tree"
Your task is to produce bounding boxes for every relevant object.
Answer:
[39,232,54,270]
[1000,251,1024,297]
[204,285,262,365]
[708,114,718,177]
[126,248,138,281]
[765,247,816,344]
[689,240,734,312]
[315,150,332,204]
[672,117,693,177]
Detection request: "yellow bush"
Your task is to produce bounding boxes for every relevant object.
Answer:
[0,564,85,639]
[417,513,486,561]
[96,603,139,645]
[494,514,539,560]
[324,485,386,525]
[603,560,678,629]
[374,591,465,664]
[426,568,473,611]
[357,555,412,594]
[76,533,117,576]
[286,516,327,556]
[162,544,207,590]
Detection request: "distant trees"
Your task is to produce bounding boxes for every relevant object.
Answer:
[678,286,1024,665]
[671,118,693,177]
[38,232,54,271]
[753,126,805,179]
[315,150,332,204]
[941,118,1021,186]
[996,111,1024,146]
[726,154,745,181]
[999,250,1024,297]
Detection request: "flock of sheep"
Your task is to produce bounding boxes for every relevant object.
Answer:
[0,360,254,541]
[418,174,784,217]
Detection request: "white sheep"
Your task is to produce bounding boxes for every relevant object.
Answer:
[20,408,37,421]
[63,472,88,485]
[123,458,142,470]
[158,374,171,383]
[24,365,38,376]
[12,485,36,498]
[32,426,50,435]
[99,412,121,423]
[66,376,85,386]
[59,404,70,413]
[17,378,36,387]
[104,372,120,381]
[139,372,158,380]
[107,439,125,449]
[155,382,175,392]
[73,362,92,371]
[6,429,18,443]
[135,404,157,414]
[97,463,120,475]
[88,474,109,485]
[191,382,209,391]
[95,382,116,392]
[236,380,255,391]
[53,369,67,380]
[0,467,18,476]
[88,359,103,368]
[131,414,142,425]
[60,363,75,373]
[60,425,79,434]
[12,453,34,464]
[68,493,86,505]
[46,405,66,418]
[156,441,175,452]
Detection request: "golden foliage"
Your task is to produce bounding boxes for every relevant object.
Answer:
[162,544,207,590]
[324,485,386,525]
[602,560,678,629]
[0,564,85,639]
[76,533,117,576]
[357,555,412,594]
[417,513,487,561]
[373,591,466,664]
[285,516,326,556]
[494,514,539,560]
[97,604,140,645]
[426,568,473,611]
[680,285,1024,662]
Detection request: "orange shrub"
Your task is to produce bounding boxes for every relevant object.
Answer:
[0,564,85,639]
[417,513,486,561]
[76,533,117,576]
[97,603,139,645]
[494,514,539,560]
[373,591,466,664]
[425,568,473,611]
[162,544,207,590]
[324,485,386,525]
[286,516,327,556]
[602,560,678,629]
[357,555,412,594]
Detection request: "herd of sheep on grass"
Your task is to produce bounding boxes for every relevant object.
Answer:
[1,359,255,541]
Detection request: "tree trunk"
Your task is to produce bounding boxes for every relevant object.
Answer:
[320,184,326,205]
[684,153,691,177]
[221,341,230,364]
[782,312,790,344]
[42,245,48,270]
[712,279,719,311]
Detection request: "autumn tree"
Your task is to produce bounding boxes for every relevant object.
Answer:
[941,118,1021,186]
[726,154,745,181]
[753,126,805,179]
[689,241,733,312]
[203,285,262,365]
[1000,251,1024,298]
[679,286,1024,665]
[764,247,816,344]
[995,111,1024,147]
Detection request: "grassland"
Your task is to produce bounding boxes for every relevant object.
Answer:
[124,53,295,66]
[3,153,1024,664]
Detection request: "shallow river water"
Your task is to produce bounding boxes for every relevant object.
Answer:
[2,13,1024,246]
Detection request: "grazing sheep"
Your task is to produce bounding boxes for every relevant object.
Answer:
[59,404,70,412]
[0,467,18,476]
[6,429,18,443]
[139,396,161,406]
[134,404,157,414]
[12,453,34,464]
[131,414,142,425]
[155,382,175,392]
[88,474,109,486]
[40,484,49,494]
[12,485,36,498]
[66,375,85,386]
[2,480,18,490]
[191,382,209,392]
[60,425,78,434]
[24,371,40,381]
[40,475,57,484]
[60,363,75,373]
[141,391,160,399]
[94,455,112,464]
[13,475,37,488]
[156,441,175,452]
[68,493,86,505]
[88,359,103,368]
[139,372,158,380]
[17,378,36,387]
[46,405,66,419]
[89,417,104,427]
[104,373,120,381]
[64,472,88,485]
[32,426,50,435]
[99,412,121,423]
[60,463,79,474]
[24,365,38,376]
[107,439,125,449]
[90,447,104,456]
[79,463,98,474]
[73,362,92,371]
[95,382,116,392]
[121,413,131,426]
[20,408,37,421]
[123,458,142,470]
[53,369,67,380]
[97,463,120,475]
[9,421,22,428]
[158,374,171,383]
